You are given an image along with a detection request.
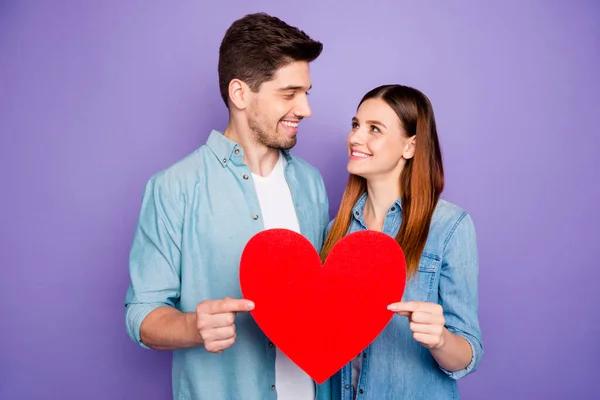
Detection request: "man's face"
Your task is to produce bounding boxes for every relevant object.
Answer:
[246,61,312,150]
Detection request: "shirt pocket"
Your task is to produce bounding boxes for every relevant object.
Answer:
[404,252,441,302]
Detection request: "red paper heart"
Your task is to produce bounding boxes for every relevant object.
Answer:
[239,228,406,384]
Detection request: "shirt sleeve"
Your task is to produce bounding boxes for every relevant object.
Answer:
[124,175,183,349]
[437,212,484,379]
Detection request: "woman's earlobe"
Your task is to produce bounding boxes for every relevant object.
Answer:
[404,137,416,159]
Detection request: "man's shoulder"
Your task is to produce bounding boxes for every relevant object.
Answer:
[147,145,213,194]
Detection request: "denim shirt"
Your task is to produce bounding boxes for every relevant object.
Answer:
[124,130,331,400]
[330,193,483,400]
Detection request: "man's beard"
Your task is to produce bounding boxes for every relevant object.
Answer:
[248,104,297,150]
[250,122,297,150]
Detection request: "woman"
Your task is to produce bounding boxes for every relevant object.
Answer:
[322,84,483,400]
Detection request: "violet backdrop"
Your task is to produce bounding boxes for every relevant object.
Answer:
[1,1,598,399]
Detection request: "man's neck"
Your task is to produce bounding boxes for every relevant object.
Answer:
[223,122,280,177]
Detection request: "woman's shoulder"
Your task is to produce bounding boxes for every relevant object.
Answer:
[429,198,476,245]
[434,198,468,220]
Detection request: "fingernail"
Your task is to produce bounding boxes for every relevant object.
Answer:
[387,304,396,311]
[246,302,255,310]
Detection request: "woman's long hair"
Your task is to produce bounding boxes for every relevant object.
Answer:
[320,85,444,277]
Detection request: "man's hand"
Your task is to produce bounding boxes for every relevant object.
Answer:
[195,297,255,353]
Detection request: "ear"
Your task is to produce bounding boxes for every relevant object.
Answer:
[403,136,416,160]
[228,79,250,110]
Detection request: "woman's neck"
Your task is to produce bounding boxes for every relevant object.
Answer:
[362,176,401,231]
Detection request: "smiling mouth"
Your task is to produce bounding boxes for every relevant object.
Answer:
[281,120,299,128]
[279,120,300,136]
[351,151,372,158]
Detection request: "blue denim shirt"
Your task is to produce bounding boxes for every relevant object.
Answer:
[329,193,483,400]
[124,130,331,400]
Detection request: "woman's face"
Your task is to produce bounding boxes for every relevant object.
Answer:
[346,98,415,181]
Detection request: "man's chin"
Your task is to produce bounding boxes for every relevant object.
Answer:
[281,139,297,150]
[271,138,297,151]
[275,129,297,150]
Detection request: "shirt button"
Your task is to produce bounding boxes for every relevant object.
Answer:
[271,385,275,391]
[363,353,367,359]
[269,342,274,348]
[355,211,359,216]
[234,149,240,155]
[222,158,227,164]
[345,385,350,390]
[253,214,259,220]
[391,206,396,211]
[359,389,364,394]
[243,174,249,180]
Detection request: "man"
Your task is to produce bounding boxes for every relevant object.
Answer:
[124,12,331,400]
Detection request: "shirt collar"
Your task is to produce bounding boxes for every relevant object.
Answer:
[351,192,403,225]
[206,129,293,167]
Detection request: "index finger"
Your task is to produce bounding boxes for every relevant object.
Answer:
[387,302,419,313]
[209,298,255,314]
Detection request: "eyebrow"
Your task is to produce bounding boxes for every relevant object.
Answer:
[352,117,387,129]
[278,84,312,91]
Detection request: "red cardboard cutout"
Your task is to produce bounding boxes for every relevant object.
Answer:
[239,229,407,384]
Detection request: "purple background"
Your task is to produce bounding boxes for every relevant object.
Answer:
[1,1,598,399]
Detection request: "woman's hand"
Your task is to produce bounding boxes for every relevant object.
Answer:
[387,301,447,349]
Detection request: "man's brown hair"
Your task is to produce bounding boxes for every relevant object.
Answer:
[218,13,323,107]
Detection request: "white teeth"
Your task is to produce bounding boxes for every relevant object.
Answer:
[352,151,371,158]
[281,121,298,128]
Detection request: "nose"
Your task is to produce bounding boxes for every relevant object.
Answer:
[349,127,365,145]
[293,94,312,119]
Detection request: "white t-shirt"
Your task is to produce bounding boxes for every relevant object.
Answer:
[252,152,315,399]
